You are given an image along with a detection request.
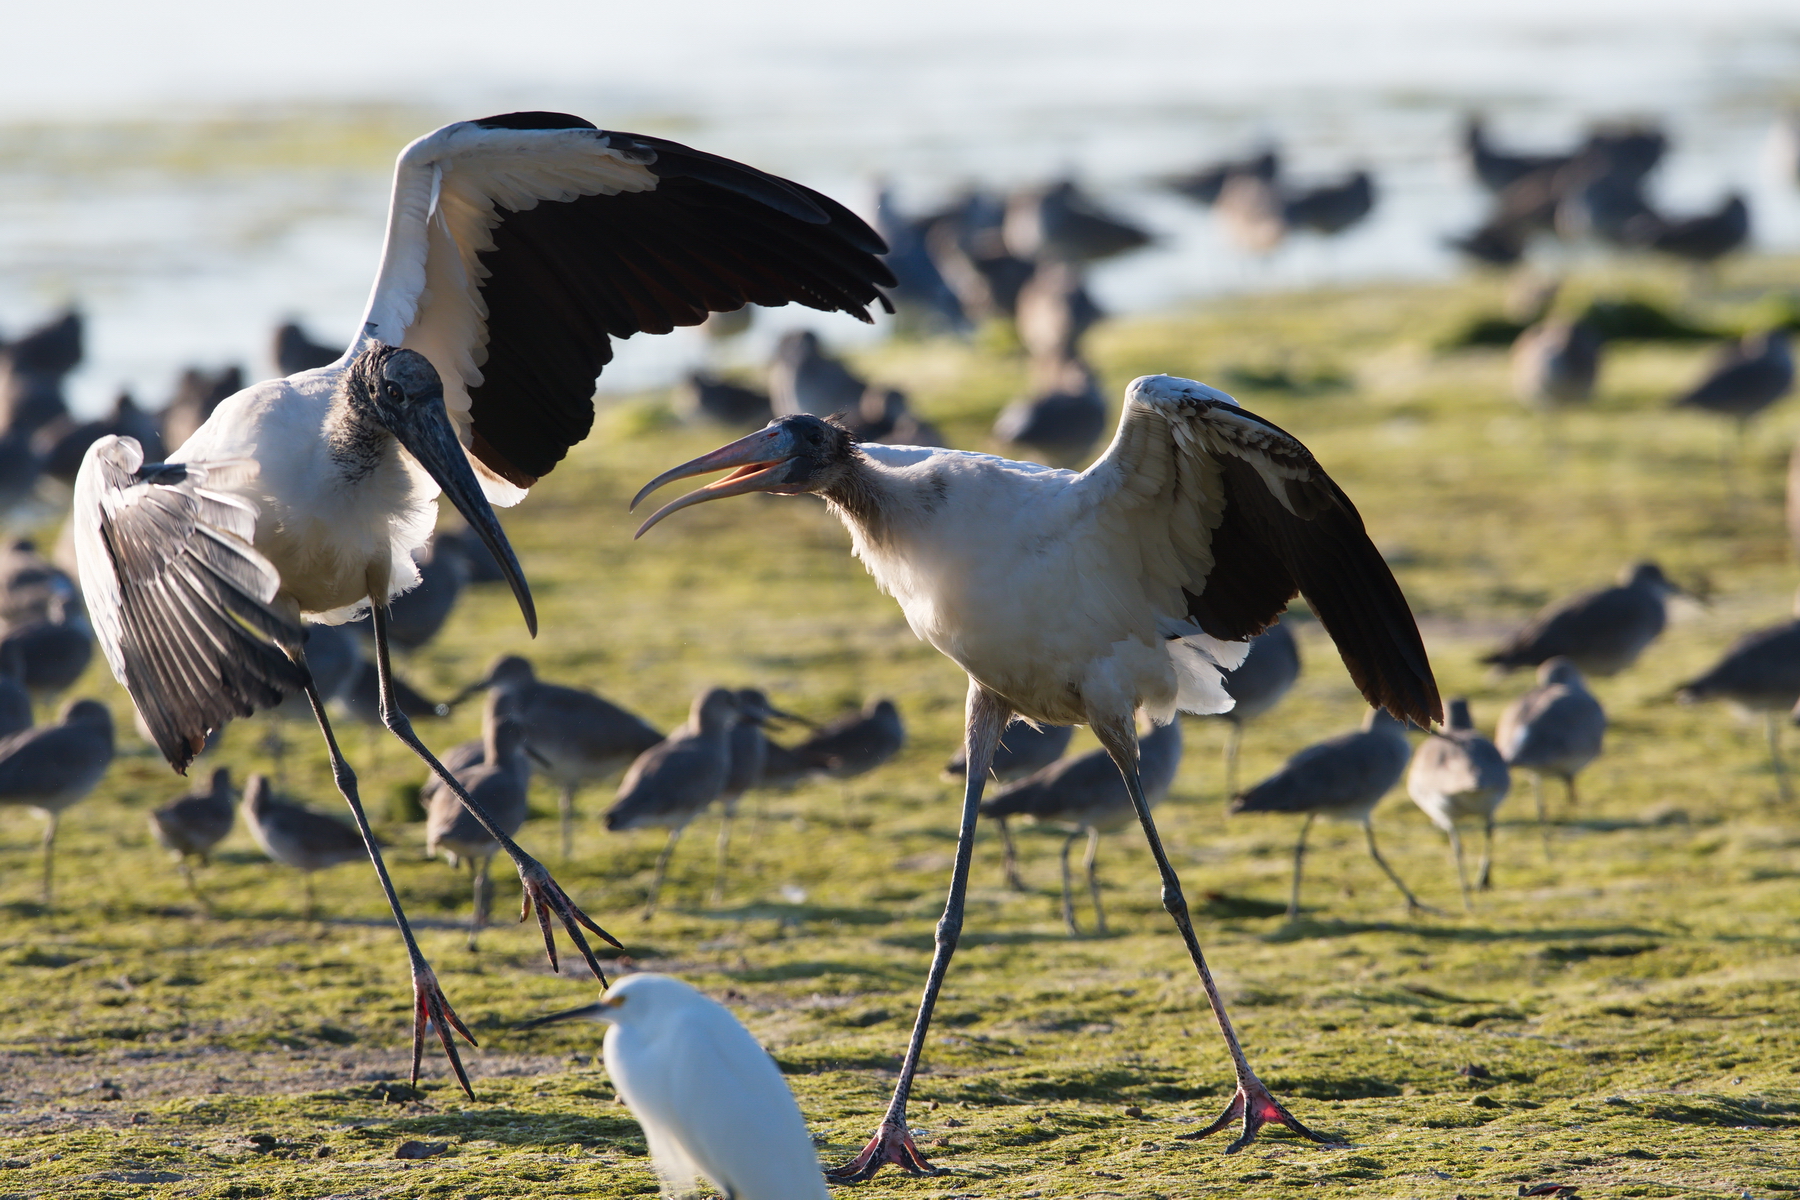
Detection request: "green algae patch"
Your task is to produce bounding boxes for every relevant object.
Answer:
[4,257,1800,1197]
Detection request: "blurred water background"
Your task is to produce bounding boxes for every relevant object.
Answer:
[3,0,1798,416]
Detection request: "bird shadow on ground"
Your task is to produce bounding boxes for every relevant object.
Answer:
[328,1104,647,1149]
[1259,917,1664,945]
[879,929,1081,952]
[727,959,915,985]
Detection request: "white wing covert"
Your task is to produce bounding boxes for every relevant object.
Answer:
[1080,375,1440,727]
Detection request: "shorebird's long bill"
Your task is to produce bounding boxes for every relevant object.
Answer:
[391,398,538,637]
[631,425,801,538]
[514,999,610,1029]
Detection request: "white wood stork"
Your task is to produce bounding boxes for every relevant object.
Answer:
[71,111,894,1095]
[634,373,1440,1171]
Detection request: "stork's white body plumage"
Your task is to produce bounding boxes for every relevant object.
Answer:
[169,370,438,622]
[843,441,1248,725]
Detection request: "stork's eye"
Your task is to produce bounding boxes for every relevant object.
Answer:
[383,382,403,402]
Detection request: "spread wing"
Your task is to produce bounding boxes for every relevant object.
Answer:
[1077,375,1441,727]
[356,112,897,501]
[73,436,307,773]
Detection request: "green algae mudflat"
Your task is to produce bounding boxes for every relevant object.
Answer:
[3,261,1799,1198]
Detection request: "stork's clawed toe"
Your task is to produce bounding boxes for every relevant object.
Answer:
[410,964,476,1099]
[1178,1076,1338,1154]
[512,855,621,981]
[827,1121,939,1182]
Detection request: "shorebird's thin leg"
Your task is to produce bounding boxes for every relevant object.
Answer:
[558,784,577,861]
[642,823,686,921]
[1477,817,1495,892]
[1090,717,1333,1155]
[1223,723,1244,797]
[466,857,485,952]
[1448,826,1472,912]
[997,816,1025,891]
[1059,830,1082,936]
[1533,774,1553,862]
[1287,813,1315,922]
[298,673,475,1097]
[38,812,57,906]
[1083,826,1107,935]
[828,682,1009,1183]
[367,602,619,980]
[1362,821,1435,916]
[710,798,736,907]
[1766,713,1791,802]
[303,872,318,924]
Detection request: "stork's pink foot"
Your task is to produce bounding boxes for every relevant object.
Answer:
[410,964,476,1098]
[513,854,622,980]
[827,1121,938,1182]
[1180,1076,1336,1154]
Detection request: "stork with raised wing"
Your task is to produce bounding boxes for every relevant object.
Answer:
[70,111,894,1095]
[634,372,1440,1171]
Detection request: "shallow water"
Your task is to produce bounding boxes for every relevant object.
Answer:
[2,0,1799,416]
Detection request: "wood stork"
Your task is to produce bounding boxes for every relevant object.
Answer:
[71,111,895,1095]
[633,372,1441,1171]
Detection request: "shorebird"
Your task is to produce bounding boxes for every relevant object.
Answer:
[711,687,805,903]
[1674,331,1794,430]
[788,698,905,781]
[674,372,774,428]
[0,309,82,438]
[1678,612,1800,799]
[0,647,32,739]
[352,532,470,653]
[992,359,1109,468]
[634,372,1439,1169]
[1512,318,1603,409]
[1282,170,1376,237]
[605,687,740,919]
[0,594,93,701]
[925,192,1037,322]
[240,773,369,921]
[1462,115,1573,194]
[149,765,235,905]
[425,691,532,950]
[768,330,869,419]
[0,538,74,628]
[156,365,244,454]
[980,718,1182,931]
[72,111,891,1093]
[1482,562,1682,677]
[272,321,341,376]
[1166,146,1282,207]
[1003,179,1151,264]
[42,391,165,484]
[451,654,663,859]
[874,185,970,334]
[944,720,1074,785]
[1497,657,1606,840]
[1231,708,1426,920]
[1631,194,1750,265]
[1407,699,1510,910]
[1014,263,1103,364]
[0,698,114,904]
[1215,620,1302,795]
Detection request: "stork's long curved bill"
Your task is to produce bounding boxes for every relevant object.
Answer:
[389,400,538,637]
[631,425,801,538]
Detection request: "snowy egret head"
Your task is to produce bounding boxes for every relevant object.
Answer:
[630,414,857,537]
[518,973,828,1200]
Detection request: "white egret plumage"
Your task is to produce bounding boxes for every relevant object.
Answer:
[71,111,895,1094]
[519,973,829,1200]
[633,373,1441,1171]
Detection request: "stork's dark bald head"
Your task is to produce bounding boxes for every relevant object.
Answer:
[345,343,446,433]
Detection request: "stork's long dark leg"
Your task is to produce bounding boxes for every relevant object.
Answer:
[299,674,476,1097]
[367,602,620,979]
[1287,813,1315,922]
[1059,830,1083,936]
[1089,717,1333,1155]
[829,682,1010,1183]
